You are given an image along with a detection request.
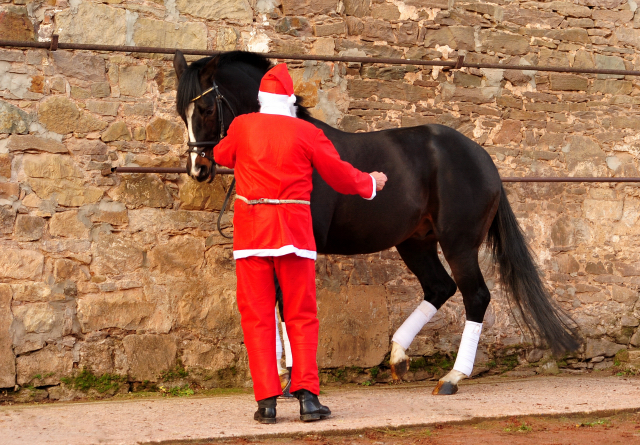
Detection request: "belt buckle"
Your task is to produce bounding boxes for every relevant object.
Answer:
[266,199,279,204]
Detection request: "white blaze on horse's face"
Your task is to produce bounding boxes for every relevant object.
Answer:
[186,103,200,178]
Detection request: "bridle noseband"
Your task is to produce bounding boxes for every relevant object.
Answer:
[185,80,237,239]
[185,81,237,161]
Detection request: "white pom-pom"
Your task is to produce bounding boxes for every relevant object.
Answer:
[287,94,296,104]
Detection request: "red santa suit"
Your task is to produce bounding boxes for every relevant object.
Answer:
[214,64,376,401]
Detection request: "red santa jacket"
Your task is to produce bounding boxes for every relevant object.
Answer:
[214,113,375,260]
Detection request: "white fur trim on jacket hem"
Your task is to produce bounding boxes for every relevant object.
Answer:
[233,245,317,260]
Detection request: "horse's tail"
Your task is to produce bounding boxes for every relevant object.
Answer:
[486,185,582,354]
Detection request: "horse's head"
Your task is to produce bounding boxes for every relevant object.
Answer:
[173,50,272,182]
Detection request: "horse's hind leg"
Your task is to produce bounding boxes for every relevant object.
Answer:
[391,236,457,380]
[432,247,490,395]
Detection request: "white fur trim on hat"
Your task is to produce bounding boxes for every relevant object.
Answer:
[258,91,297,118]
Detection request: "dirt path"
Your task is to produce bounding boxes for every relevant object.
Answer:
[1,374,639,445]
[200,412,640,445]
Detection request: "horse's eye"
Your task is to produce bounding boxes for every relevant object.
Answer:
[204,107,215,116]
[200,152,206,157]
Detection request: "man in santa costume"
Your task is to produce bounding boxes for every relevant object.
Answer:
[214,64,387,424]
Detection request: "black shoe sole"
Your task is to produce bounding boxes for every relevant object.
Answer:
[255,416,276,424]
[300,413,330,422]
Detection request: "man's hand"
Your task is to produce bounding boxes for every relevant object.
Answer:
[370,172,387,191]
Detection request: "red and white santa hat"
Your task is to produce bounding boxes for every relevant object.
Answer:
[258,63,297,118]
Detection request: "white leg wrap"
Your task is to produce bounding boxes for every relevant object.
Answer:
[391,301,438,350]
[275,308,283,359]
[452,320,483,377]
[281,322,293,368]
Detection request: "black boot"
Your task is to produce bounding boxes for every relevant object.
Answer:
[294,389,331,422]
[254,396,277,424]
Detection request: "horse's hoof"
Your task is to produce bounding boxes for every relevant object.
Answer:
[390,358,410,381]
[432,380,458,395]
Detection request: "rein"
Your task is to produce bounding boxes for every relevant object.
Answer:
[187,80,237,239]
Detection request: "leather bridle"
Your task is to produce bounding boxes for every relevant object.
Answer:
[185,81,237,162]
[185,80,237,239]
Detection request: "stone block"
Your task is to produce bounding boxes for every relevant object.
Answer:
[101,121,131,142]
[146,117,184,145]
[503,6,563,28]
[119,66,147,97]
[584,338,625,359]
[612,285,638,305]
[424,26,475,51]
[55,3,126,45]
[133,18,207,50]
[216,27,240,51]
[24,153,83,180]
[344,0,371,17]
[0,206,16,234]
[314,21,346,37]
[49,211,90,239]
[7,135,67,154]
[0,284,15,388]
[86,101,119,116]
[493,120,522,145]
[591,80,632,96]
[371,3,400,20]
[592,9,634,24]
[0,183,19,200]
[128,209,218,232]
[317,285,389,368]
[0,7,34,41]
[311,37,335,56]
[479,31,529,55]
[16,345,74,386]
[52,51,107,82]
[182,340,235,371]
[615,28,640,49]
[29,178,103,207]
[14,215,45,241]
[341,115,368,132]
[0,154,11,178]
[583,199,623,221]
[148,236,205,276]
[179,177,227,211]
[176,0,252,24]
[77,290,154,332]
[275,17,311,37]
[91,82,111,98]
[348,79,434,101]
[0,100,31,134]
[612,116,640,130]
[90,234,144,276]
[67,139,108,156]
[550,74,588,91]
[547,1,591,18]
[595,54,625,80]
[361,19,394,42]
[108,174,173,209]
[123,334,177,381]
[123,102,154,117]
[281,0,336,15]
[37,96,79,135]
[77,339,117,376]
[0,249,44,280]
[12,302,57,334]
[91,201,128,226]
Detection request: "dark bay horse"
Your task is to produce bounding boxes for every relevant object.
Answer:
[173,50,580,395]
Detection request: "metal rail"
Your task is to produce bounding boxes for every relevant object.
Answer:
[2,38,640,77]
[110,167,640,183]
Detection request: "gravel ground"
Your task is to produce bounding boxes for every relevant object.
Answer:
[1,374,639,445]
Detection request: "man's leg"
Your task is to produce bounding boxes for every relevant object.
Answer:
[274,254,319,395]
[236,256,282,402]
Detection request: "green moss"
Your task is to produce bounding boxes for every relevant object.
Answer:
[369,366,379,380]
[159,385,194,397]
[409,357,427,372]
[159,362,189,381]
[61,368,127,394]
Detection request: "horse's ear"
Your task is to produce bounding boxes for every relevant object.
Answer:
[199,57,218,84]
[174,50,188,80]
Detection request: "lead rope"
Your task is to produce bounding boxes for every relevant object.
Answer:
[217,177,235,239]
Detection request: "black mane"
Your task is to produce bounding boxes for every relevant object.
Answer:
[176,51,312,121]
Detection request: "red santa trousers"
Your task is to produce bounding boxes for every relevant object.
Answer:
[236,254,319,401]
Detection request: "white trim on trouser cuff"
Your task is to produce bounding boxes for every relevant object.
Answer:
[233,245,317,260]
[453,320,483,377]
[391,301,438,350]
[365,175,376,200]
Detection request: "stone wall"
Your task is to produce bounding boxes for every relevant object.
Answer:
[1,0,640,399]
